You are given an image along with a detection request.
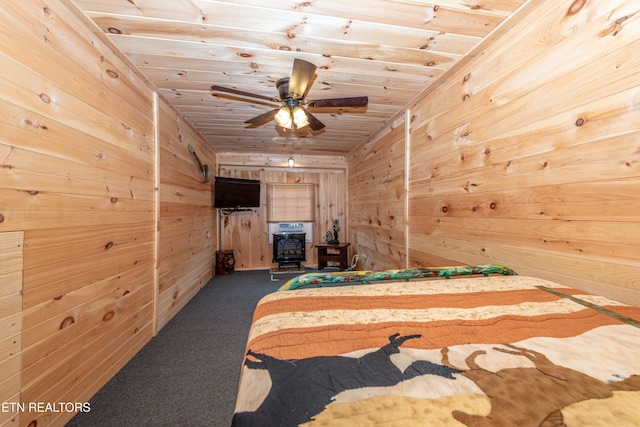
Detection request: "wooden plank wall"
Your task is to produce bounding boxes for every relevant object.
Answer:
[217,153,347,270]
[347,118,407,270]
[0,1,155,425]
[0,232,23,427]
[0,1,216,425]
[157,102,216,331]
[349,0,640,306]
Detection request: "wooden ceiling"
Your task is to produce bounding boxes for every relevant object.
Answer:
[74,0,530,156]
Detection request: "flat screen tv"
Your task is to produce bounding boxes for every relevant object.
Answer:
[213,177,261,209]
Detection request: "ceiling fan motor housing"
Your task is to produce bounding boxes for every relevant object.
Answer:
[276,78,290,101]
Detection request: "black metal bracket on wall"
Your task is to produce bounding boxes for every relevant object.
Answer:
[187,144,210,183]
[219,207,253,215]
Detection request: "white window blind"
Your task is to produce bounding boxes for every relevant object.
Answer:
[266,183,315,223]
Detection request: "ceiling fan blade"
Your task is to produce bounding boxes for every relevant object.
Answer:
[244,109,279,126]
[288,59,317,99]
[304,110,325,131]
[211,85,280,103]
[310,96,368,108]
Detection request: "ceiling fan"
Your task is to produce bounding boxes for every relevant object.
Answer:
[211,59,368,131]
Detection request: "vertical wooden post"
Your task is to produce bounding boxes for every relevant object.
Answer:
[152,92,160,336]
[404,109,411,269]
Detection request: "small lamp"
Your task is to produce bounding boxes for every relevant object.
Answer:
[287,157,295,168]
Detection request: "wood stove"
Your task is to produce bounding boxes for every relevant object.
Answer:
[272,232,306,269]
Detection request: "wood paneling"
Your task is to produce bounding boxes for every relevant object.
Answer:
[347,120,407,270]
[0,232,23,427]
[217,153,347,270]
[0,1,155,425]
[0,1,216,425]
[348,0,640,307]
[157,100,216,331]
[0,0,156,425]
[73,0,529,156]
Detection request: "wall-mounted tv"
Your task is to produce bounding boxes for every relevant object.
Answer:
[213,176,261,210]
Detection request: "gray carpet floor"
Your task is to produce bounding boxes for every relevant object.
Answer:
[66,269,296,427]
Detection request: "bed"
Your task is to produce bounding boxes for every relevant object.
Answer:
[232,265,640,426]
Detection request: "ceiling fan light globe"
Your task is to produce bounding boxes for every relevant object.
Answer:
[292,106,309,128]
[275,107,293,129]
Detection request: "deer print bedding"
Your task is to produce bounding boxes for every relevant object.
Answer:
[232,274,640,426]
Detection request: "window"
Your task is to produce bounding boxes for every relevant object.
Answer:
[266,183,315,223]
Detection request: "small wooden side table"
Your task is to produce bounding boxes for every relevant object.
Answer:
[315,242,350,271]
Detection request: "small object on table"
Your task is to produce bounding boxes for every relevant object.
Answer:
[326,219,341,244]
